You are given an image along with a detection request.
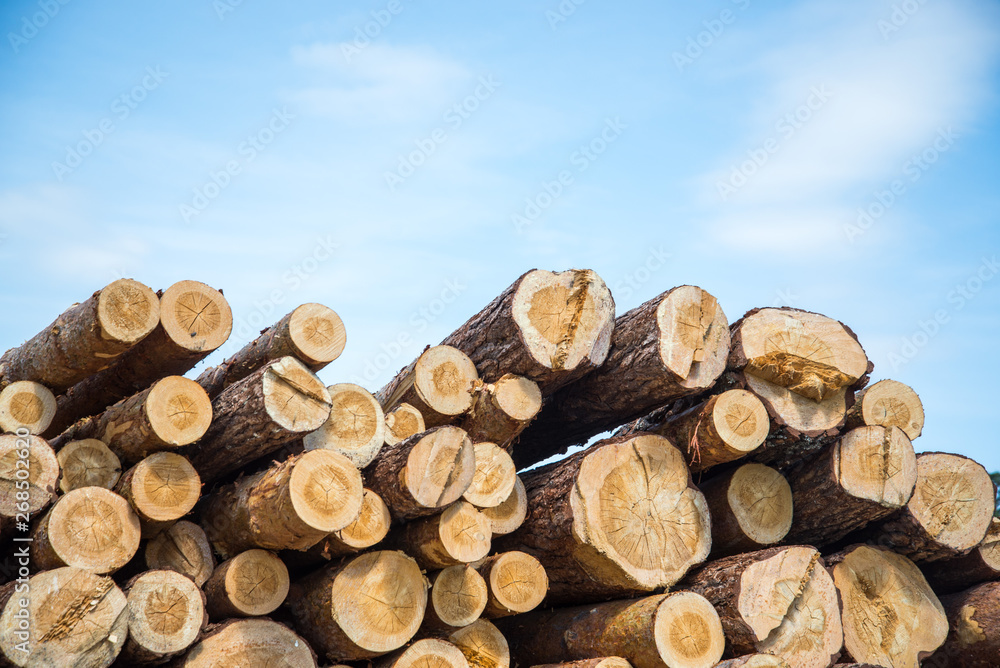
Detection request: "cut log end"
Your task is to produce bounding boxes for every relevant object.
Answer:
[531,660,633,668]
[908,452,994,556]
[177,618,317,668]
[438,500,493,565]
[849,379,924,439]
[385,403,425,446]
[144,520,215,586]
[263,356,334,432]
[145,375,214,446]
[159,279,233,352]
[480,551,548,618]
[653,591,726,668]
[463,374,542,447]
[482,474,527,536]
[493,374,542,421]
[288,302,347,365]
[711,389,770,455]
[125,569,205,659]
[712,656,789,668]
[448,619,511,668]
[727,463,793,546]
[838,425,916,508]
[122,451,201,523]
[0,380,56,434]
[97,277,161,344]
[745,373,848,434]
[324,488,392,555]
[405,426,476,512]
[0,433,59,518]
[206,549,290,618]
[464,441,517,508]
[414,345,479,419]
[56,438,122,492]
[429,565,489,628]
[290,449,365,533]
[380,638,469,668]
[656,285,730,389]
[304,382,384,467]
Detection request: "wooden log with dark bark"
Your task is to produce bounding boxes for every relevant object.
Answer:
[475,550,548,618]
[463,441,517,509]
[168,618,318,668]
[303,382,386,467]
[0,278,159,393]
[119,569,207,665]
[712,657,789,668]
[422,565,489,630]
[0,433,59,530]
[305,488,392,562]
[926,581,1000,668]
[203,549,290,619]
[376,345,479,428]
[843,379,924,440]
[827,544,947,668]
[184,356,332,482]
[482,474,527,536]
[513,286,730,469]
[441,268,615,395]
[434,619,511,668]
[376,638,469,668]
[698,462,792,558]
[678,545,843,668]
[922,517,1000,594]
[196,302,346,398]
[116,452,201,537]
[783,425,916,547]
[55,438,121,492]
[495,433,711,604]
[384,403,424,446]
[385,500,492,569]
[497,592,725,668]
[0,381,56,434]
[462,374,542,448]
[286,550,428,661]
[363,426,475,522]
[531,660,633,668]
[145,520,216,586]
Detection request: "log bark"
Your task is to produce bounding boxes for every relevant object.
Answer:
[698,463,792,558]
[784,426,917,547]
[0,381,56,435]
[618,390,770,473]
[385,500,492,569]
[827,544,947,668]
[922,517,1000,594]
[462,374,541,448]
[376,638,469,668]
[43,280,232,437]
[515,285,730,468]
[55,438,121,492]
[475,550,548,618]
[49,375,213,464]
[678,545,843,668]
[926,581,1000,668]
[203,549,290,618]
[286,550,428,661]
[167,618,318,667]
[303,382,385,468]
[385,403,425,446]
[120,569,207,664]
[0,566,128,667]
[201,449,363,559]
[196,302,346,398]
[531,660,633,668]
[495,433,711,604]
[843,379,924,440]
[0,278,159,393]
[376,345,479,427]
[363,426,475,522]
[481,474,527,536]
[184,356,332,482]
[440,268,615,394]
[712,657,789,668]
[497,592,725,668]
[145,520,216,587]
[422,565,489,630]
[463,441,517,509]
[116,452,201,537]
[441,619,511,668]
[0,433,59,528]
[30,487,141,574]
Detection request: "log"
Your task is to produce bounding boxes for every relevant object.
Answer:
[116,452,201,537]
[828,544,947,667]
[184,356,332,482]
[712,657,789,668]
[376,345,479,427]
[423,565,489,630]
[0,278,159,393]
[196,302,346,398]
[444,619,510,668]
[440,268,615,394]
[922,517,1000,594]
[286,550,428,661]
[145,520,216,586]
[55,438,121,492]
[0,433,59,528]
[463,441,517,509]
[462,374,541,448]
[203,549,290,618]
[169,618,318,667]
[679,545,843,668]
[618,390,770,473]
[698,463,792,558]
[376,638,469,668]
[386,500,492,569]
[0,566,128,667]
[475,550,548,618]
[495,433,711,604]
[306,488,392,561]
[497,592,725,668]
[843,379,924,440]
[482,474,527,536]
[0,381,55,434]
[120,569,207,664]
[30,486,141,574]
[303,382,386,468]
[43,280,232,436]
[927,581,1000,668]
[783,426,916,547]
[532,660,633,668]
[514,285,730,468]
[385,403,425,446]
[49,375,213,464]
[363,426,476,522]
[856,452,995,562]
[201,449,363,559]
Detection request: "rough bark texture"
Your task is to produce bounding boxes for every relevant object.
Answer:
[375,345,479,428]
[921,517,1000,594]
[462,374,542,448]
[926,581,1000,668]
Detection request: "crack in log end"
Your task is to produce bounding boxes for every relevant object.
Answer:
[330,390,379,442]
[755,551,829,661]
[538,271,595,371]
[745,351,854,403]
[174,291,222,338]
[39,576,116,643]
[144,586,190,637]
[100,280,157,341]
[263,360,332,432]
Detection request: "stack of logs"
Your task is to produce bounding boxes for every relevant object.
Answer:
[0,270,996,668]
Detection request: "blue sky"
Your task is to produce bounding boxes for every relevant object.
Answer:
[1,0,998,472]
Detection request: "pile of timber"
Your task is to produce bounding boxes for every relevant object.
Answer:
[0,270,996,668]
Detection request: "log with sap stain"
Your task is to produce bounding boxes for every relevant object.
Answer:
[698,462,792,558]
[927,581,1000,668]
[376,345,479,428]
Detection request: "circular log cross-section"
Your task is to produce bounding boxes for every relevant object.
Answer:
[425,565,489,629]
[463,374,542,447]
[312,488,392,559]
[121,569,206,664]
[830,545,948,667]
[844,379,924,440]
[204,549,290,619]
[56,438,122,492]
[464,441,517,509]
[476,550,548,618]
[377,638,469,668]
[447,619,511,668]
[377,345,479,427]
[160,279,234,356]
[699,463,792,558]
[116,452,201,535]
[304,382,386,468]
[175,618,317,668]
[144,520,216,586]
[0,567,128,667]
[390,500,492,569]
[482,474,528,536]
[384,403,425,446]
[0,380,56,434]
[0,433,59,523]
